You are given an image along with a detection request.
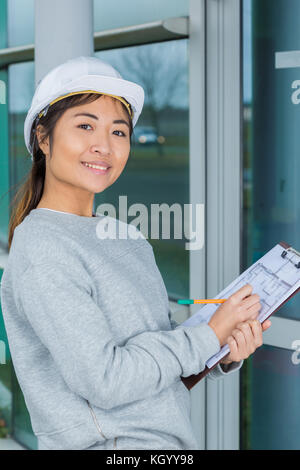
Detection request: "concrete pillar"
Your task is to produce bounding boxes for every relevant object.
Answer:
[34,0,94,87]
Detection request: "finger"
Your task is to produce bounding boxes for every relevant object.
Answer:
[231,327,247,357]
[247,319,263,348]
[221,352,232,364]
[236,322,256,355]
[261,319,271,331]
[243,301,262,321]
[231,283,253,303]
[227,335,238,360]
[242,293,261,310]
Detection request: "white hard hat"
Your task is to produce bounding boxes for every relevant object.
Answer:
[24,56,145,159]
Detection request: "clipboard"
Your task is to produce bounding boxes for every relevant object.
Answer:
[181,241,300,390]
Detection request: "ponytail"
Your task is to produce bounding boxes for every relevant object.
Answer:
[8,159,45,251]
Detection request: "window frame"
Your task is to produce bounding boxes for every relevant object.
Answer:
[204,0,242,450]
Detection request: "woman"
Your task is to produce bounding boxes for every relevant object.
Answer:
[0,56,270,450]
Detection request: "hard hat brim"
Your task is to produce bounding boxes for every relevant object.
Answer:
[24,74,144,157]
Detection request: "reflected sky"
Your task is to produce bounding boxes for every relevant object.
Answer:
[7,0,189,48]
[8,40,188,113]
[95,40,188,110]
[93,0,188,31]
[7,0,34,47]
[8,62,34,113]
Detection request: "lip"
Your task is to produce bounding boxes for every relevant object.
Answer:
[81,161,111,175]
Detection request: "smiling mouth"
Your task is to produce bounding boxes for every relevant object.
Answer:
[81,162,111,175]
[81,162,111,170]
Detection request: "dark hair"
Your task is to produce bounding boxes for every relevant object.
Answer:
[7,92,133,251]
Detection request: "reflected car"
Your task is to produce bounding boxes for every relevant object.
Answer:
[132,126,165,145]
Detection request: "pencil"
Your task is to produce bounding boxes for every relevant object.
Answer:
[177,299,227,304]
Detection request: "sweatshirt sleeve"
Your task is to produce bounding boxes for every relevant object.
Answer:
[167,308,180,330]
[206,360,244,380]
[17,262,221,410]
[167,309,243,381]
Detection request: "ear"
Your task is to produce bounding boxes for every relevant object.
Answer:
[36,124,49,156]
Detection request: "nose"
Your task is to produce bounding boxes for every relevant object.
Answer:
[90,128,112,156]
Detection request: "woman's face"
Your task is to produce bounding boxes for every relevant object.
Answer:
[37,95,131,195]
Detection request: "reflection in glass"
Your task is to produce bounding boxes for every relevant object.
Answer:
[241,0,300,451]
[94,39,189,298]
[242,345,300,449]
[242,0,300,321]
[7,0,34,47]
[9,62,34,197]
[0,269,12,440]
[93,0,188,32]
[7,61,37,450]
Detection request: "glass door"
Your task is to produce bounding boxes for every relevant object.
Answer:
[242,0,300,449]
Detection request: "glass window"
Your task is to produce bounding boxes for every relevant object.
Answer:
[94,39,189,298]
[93,0,188,32]
[0,0,9,245]
[7,0,188,47]
[242,0,300,451]
[8,62,34,192]
[0,0,10,443]
[7,0,34,47]
[0,0,7,48]
[2,35,189,449]
[5,61,37,449]
[3,38,189,447]
[242,0,300,321]
[0,269,12,440]
[241,345,300,449]
[0,69,9,247]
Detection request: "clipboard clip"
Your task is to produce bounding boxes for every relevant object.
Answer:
[281,249,300,268]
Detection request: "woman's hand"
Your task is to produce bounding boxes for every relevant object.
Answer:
[220,319,271,364]
[208,284,262,347]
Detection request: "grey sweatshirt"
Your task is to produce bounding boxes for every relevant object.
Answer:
[0,208,242,450]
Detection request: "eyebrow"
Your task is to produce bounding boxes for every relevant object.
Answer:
[73,112,130,129]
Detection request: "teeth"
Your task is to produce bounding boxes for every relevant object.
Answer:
[83,162,109,170]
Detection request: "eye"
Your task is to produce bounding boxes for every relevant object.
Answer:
[113,130,127,137]
[77,124,127,137]
[78,124,92,130]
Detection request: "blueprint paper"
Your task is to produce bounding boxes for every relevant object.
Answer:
[181,243,300,369]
